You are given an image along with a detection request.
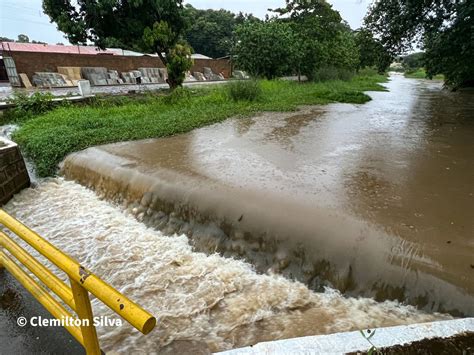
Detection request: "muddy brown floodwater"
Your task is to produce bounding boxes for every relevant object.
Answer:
[62,74,474,318]
[3,74,472,353]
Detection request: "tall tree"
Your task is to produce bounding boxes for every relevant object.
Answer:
[234,20,297,79]
[354,29,392,73]
[365,0,474,88]
[43,0,192,89]
[182,6,260,58]
[273,0,359,79]
[402,52,425,72]
[184,6,234,58]
[17,34,30,43]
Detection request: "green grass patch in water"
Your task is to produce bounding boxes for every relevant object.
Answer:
[13,74,388,177]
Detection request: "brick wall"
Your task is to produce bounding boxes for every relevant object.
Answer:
[7,51,232,82]
[0,140,30,206]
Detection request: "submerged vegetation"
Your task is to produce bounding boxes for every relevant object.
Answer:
[11,74,386,177]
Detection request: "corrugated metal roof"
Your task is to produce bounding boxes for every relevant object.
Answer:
[191,54,212,60]
[0,42,214,59]
[0,42,115,55]
[107,48,145,56]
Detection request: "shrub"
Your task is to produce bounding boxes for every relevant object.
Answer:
[358,67,379,77]
[312,67,355,82]
[2,91,63,124]
[162,87,192,105]
[166,43,194,89]
[226,80,262,102]
[7,92,56,119]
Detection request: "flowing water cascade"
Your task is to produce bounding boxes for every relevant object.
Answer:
[2,74,473,353]
[2,179,448,353]
[61,75,474,317]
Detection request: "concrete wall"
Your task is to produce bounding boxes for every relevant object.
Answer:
[6,51,232,82]
[0,139,30,206]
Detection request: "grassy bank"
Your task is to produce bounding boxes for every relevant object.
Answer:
[13,74,387,177]
[405,68,444,80]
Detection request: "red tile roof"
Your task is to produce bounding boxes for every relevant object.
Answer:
[0,42,116,55]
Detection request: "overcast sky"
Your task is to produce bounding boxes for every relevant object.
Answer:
[1,0,371,45]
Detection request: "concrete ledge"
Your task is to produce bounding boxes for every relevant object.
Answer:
[217,318,474,354]
[0,137,30,205]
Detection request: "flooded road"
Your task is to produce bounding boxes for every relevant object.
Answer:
[63,74,474,316]
[2,179,446,353]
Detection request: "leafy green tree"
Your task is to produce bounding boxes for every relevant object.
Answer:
[365,0,474,88]
[234,20,297,79]
[402,52,425,72]
[17,34,30,43]
[354,29,392,73]
[183,6,234,58]
[166,42,193,86]
[142,19,192,88]
[182,6,260,59]
[0,35,46,44]
[42,0,190,89]
[273,0,359,79]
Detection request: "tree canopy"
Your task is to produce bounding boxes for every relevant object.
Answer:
[0,34,46,44]
[182,6,258,59]
[234,20,297,79]
[183,6,235,59]
[365,0,474,88]
[235,0,362,80]
[401,52,425,72]
[273,0,359,79]
[354,29,392,74]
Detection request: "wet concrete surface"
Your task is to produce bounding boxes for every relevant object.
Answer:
[62,74,474,315]
[0,268,84,354]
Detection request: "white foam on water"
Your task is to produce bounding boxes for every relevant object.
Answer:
[2,178,449,353]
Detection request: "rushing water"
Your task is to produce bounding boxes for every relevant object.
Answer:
[2,74,472,352]
[2,179,447,353]
[62,74,474,316]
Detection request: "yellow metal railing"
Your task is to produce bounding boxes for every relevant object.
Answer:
[0,209,156,354]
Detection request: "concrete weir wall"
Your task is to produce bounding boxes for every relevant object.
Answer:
[218,318,474,354]
[61,145,474,316]
[0,138,30,205]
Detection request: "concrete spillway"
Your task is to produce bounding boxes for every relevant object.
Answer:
[2,178,447,353]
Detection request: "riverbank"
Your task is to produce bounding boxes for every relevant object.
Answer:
[404,68,444,80]
[10,74,387,177]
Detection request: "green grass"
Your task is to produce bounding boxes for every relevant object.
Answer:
[13,74,387,177]
[405,68,444,80]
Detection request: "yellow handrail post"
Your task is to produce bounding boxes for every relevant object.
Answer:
[0,209,156,353]
[0,251,84,345]
[70,278,101,355]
